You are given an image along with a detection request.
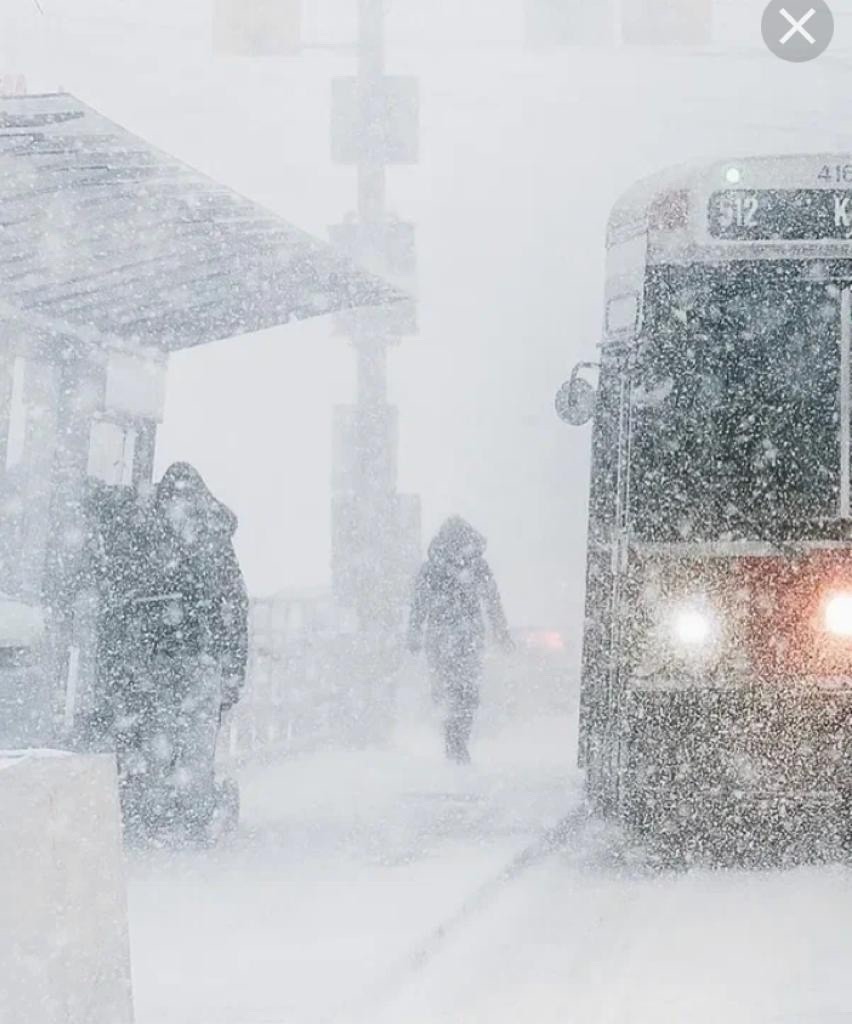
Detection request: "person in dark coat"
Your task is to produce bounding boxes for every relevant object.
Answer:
[407,517,511,764]
[113,463,248,841]
[149,463,249,704]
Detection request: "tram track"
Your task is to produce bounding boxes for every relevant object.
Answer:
[330,806,852,1023]
[327,804,599,1023]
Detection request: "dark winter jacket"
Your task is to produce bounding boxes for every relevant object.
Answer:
[140,463,249,682]
[408,517,510,667]
[83,468,248,737]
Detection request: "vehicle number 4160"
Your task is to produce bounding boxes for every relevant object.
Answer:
[819,165,852,184]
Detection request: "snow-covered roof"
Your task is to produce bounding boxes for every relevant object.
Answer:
[0,93,404,351]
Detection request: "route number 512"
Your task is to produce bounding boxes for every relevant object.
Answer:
[718,193,759,230]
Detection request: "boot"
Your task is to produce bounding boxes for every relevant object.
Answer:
[445,718,471,764]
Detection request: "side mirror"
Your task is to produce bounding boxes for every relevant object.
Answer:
[555,363,598,427]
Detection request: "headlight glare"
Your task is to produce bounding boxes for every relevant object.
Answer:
[658,598,722,659]
[823,591,852,638]
[670,606,714,648]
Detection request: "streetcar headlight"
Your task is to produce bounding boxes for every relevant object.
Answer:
[670,606,714,648]
[662,599,721,656]
[634,594,727,684]
[823,591,852,638]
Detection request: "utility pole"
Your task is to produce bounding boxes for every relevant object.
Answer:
[216,0,420,637]
[353,0,394,596]
[330,0,420,632]
[330,0,420,732]
[213,0,419,736]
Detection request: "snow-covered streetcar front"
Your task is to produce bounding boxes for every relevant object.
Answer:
[559,156,852,850]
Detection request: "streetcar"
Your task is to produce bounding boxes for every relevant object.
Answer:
[557,155,852,850]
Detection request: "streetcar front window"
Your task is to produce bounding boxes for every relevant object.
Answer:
[629,263,842,543]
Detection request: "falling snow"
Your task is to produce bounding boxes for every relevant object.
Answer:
[6,1,852,1023]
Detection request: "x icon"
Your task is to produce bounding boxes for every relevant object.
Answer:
[779,7,817,43]
[763,0,833,60]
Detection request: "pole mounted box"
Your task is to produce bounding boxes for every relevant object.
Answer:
[333,300,418,340]
[213,0,302,55]
[525,0,616,45]
[331,76,420,165]
[332,403,399,497]
[329,220,417,278]
[621,0,713,45]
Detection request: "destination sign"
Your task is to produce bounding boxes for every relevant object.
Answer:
[708,190,852,241]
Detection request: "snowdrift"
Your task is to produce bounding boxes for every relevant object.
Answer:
[0,752,134,1023]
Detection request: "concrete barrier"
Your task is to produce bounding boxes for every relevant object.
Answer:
[0,594,50,748]
[0,751,134,1024]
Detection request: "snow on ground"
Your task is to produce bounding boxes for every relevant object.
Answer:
[127,666,852,1024]
[379,847,852,1024]
[128,654,852,1024]
[129,672,852,1024]
[128,684,579,1024]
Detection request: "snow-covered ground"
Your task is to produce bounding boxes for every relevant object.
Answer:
[380,845,852,1024]
[128,689,579,1024]
[129,669,852,1024]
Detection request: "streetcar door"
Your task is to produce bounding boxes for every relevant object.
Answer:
[577,350,629,802]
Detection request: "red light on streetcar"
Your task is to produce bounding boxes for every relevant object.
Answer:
[735,552,852,678]
[821,590,852,639]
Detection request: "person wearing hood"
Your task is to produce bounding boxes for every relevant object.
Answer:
[115,462,248,841]
[407,517,512,764]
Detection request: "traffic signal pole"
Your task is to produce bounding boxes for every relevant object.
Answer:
[330,0,420,641]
